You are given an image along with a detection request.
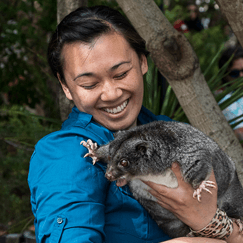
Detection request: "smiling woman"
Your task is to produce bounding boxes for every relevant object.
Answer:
[58,33,147,131]
[28,5,232,243]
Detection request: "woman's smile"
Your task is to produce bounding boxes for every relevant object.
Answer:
[103,99,129,114]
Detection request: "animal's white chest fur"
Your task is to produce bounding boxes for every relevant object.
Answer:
[129,169,178,201]
[134,168,178,188]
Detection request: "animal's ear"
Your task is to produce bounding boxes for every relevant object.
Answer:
[95,144,110,162]
[135,142,150,155]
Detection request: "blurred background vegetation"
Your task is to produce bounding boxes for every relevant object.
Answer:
[1,0,242,235]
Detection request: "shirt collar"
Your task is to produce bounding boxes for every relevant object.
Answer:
[62,105,159,130]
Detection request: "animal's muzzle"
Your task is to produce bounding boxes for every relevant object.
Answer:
[105,172,115,181]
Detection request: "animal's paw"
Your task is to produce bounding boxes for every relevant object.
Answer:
[80,139,99,165]
[193,180,216,202]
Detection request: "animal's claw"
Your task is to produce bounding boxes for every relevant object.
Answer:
[202,187,212,194]
[193,180,216,202]
[80,139,99,165]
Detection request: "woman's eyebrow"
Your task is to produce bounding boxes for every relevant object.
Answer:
[110,61,131,71]
[73,72,93,81]
[73,61,131,81]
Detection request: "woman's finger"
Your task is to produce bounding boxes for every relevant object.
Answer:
[148,188,175,211]
[142,162,192,199]
[170,162,184,184]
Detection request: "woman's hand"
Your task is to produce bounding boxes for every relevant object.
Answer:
[162,237,226,243]
[143,162,218,231]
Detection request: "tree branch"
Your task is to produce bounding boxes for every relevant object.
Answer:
[215,0,243,48]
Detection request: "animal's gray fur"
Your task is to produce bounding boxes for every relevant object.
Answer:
[86,120,243,238]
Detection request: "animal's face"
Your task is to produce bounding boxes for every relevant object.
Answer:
[98,136,155,187]
[105,158,131,187]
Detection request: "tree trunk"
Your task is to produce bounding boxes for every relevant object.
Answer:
[215,0,243,48]
[116,0,243,184]
[57,0,88,121]
[57,0,88,24]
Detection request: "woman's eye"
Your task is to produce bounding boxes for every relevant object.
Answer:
[81,83,97,90]
[115,71,128,79]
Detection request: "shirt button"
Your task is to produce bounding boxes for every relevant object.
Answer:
[57,217,63,224]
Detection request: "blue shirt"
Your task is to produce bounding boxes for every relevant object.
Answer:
[28,106,173,243]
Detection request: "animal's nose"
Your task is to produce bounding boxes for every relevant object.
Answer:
[105,172,115,181]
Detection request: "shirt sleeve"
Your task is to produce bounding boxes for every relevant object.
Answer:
[28,132,109,243]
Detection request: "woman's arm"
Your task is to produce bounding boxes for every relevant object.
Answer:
[144,162,243,243]
[163,237,226,243]
[28,135,108,243]
[226,222,242,243]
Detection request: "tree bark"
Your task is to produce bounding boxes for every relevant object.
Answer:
[116,0,243,184]
[57,0,88,24]
[57,0,88,121]
[215,0,243,48]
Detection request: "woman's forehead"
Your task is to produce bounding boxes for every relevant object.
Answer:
[61,33,138,73]
[231,58,243,70]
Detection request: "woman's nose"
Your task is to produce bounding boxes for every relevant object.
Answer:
[100,81,123,101]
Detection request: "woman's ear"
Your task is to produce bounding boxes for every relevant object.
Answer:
[57,73,73,101]
[140,54,148,75]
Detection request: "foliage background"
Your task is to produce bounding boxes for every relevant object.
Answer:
[0,0,242,235]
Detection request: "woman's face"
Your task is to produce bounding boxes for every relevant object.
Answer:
[225,58,243,82]
[59,33,148,131]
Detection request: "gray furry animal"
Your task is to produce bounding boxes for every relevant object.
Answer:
[81,120,243,238]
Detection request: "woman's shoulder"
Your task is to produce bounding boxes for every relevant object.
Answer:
[28,123,109,189]
[32,122,111,170]
[36,107,114,151]
[29,111,113,183]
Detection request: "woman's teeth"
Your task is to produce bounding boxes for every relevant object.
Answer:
[104,100,128,114]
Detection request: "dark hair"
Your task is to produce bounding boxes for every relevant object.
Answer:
[218,46,243,84]
[219,45,243,72]
[47,5,149,85]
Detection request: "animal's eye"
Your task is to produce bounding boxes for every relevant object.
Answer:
[119,159,129,167]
